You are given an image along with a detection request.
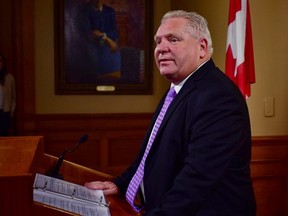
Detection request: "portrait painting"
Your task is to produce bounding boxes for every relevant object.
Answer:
[54,0,153,94]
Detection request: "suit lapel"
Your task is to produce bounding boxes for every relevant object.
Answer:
[149,59,215,149]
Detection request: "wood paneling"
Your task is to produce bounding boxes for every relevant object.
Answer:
[33,113,152,175]
[0,0,36,136]
[251,136,288,216]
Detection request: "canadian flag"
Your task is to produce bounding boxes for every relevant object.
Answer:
[225,0,255,98]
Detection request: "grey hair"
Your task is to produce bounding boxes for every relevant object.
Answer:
[161,10,213,55]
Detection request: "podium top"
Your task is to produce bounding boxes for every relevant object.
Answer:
[0,136,138,215]
[0,136,44,176]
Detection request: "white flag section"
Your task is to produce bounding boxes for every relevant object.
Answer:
[225,0,255,98]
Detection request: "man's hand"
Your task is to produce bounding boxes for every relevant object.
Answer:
[85,181,119,195]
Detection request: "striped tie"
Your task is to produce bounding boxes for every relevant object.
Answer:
[125,87,177,212]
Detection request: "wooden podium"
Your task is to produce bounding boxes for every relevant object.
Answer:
[0,136,137,216]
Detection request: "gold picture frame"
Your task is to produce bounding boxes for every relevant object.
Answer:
[54,0,153,95]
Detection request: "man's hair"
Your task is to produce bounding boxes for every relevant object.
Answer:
[162,10,213,55]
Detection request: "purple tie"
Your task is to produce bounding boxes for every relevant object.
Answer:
[126,87,177,212]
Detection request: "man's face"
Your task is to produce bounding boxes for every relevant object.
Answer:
[154,17,207,84]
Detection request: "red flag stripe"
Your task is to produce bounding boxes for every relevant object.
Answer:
[228,0,242,24]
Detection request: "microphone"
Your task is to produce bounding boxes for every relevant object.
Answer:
[47,134,89,179]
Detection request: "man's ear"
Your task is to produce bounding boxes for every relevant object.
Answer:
[199,38,208,58]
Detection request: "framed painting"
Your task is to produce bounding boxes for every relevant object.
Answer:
[54,0,153,95]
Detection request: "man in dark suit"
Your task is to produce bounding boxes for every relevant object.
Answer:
[85,10,256,215]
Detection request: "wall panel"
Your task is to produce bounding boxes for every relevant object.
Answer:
[34,113,152,175]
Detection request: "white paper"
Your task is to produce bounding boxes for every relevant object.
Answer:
[33,173,110,216]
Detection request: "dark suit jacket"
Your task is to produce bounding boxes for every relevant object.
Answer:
[114,59,256,216]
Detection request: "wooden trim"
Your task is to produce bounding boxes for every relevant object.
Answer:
[251,136,288,216]
[12,0,36,135]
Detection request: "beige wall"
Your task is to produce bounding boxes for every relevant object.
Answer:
[35,0,288,136]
